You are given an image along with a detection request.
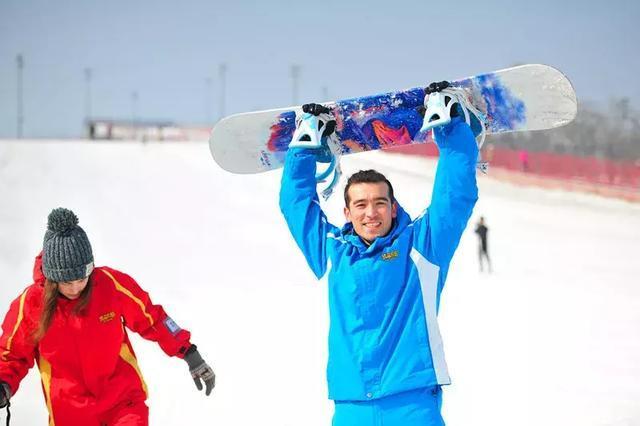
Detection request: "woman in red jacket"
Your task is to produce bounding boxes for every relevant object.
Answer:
[0,208,215,425]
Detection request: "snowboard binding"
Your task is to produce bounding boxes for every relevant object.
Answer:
[289,103,342,199]
[419,81,489,173]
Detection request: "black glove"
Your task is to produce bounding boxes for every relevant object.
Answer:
[184,345,215,396]
[424,80,450,95]
[302,103,331,116]
[0,382,10,409]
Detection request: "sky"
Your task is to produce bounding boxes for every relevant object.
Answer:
[1,0,639,138]
[1,140,639,425]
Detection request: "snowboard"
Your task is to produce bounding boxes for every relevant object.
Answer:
[209,64,577,174]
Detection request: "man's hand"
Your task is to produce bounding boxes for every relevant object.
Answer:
[418,80,460,118]
[289,102,337,154]
[301,103,336,138]
[184,345,215,396]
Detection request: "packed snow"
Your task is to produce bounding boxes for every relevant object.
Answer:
[0,140,639,425]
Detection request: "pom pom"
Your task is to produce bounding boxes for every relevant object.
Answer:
[47,208,79,233]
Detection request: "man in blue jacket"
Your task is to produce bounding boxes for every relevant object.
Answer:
[279,87,479,425]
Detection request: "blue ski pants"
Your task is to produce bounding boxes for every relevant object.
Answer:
[332,386,444,426]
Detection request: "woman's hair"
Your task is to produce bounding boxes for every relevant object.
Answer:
[33,276,93,343]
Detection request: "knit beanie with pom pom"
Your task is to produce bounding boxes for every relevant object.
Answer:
[42,208,94,282]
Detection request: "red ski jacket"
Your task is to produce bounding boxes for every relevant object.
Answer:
[0,254,192,425]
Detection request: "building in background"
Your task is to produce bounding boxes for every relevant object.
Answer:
[86,119,211,142]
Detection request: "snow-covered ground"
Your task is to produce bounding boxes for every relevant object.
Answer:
[0,140,639,425]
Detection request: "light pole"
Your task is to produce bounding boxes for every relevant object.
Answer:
[16,54,24,139]
[131,90,138,139]
[84,68,93,127]
[322,85,329,102]
[291,64,300,105]
[218,63,227,120]
[205,77,212,124]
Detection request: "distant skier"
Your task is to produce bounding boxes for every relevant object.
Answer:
[279,82,479,426]
[0,208,215,426]
[475,216,492,273]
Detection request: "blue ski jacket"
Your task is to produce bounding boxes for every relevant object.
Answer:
[279,117,478,402]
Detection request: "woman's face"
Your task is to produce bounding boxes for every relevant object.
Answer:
[57,278,89,300]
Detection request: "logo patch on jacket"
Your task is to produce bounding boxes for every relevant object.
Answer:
[163,317,181,335]
[381,250,399,261]
[99,311,116,323]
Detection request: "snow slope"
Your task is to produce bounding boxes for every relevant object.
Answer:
[0,140,638,425]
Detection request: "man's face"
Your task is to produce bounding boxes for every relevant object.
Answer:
[344,182,397,244]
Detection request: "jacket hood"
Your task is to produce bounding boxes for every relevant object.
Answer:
[33,251,46,286]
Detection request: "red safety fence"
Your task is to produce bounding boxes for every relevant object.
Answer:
[388,142,640,200]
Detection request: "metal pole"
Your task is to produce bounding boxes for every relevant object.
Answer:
[322,85,329,102]
[16,54,24,139]
[205,77,212,124]
[131,91,138,139]
[291,64,300,105]
[218,63,227,120]
[84,67,92,126]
